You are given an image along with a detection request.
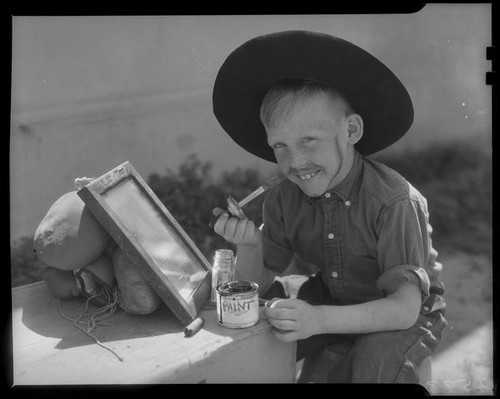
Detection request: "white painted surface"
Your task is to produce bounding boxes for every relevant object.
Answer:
[12,282,296,384]
[427,322,493,395]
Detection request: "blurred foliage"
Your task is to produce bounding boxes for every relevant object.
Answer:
[148,153,268,260]
[373,138,492,257]
[11,236,41,287]
[11,139,492,287]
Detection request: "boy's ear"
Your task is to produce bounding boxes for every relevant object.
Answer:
[346,114,364,144]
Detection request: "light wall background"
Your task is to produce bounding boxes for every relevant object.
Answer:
[10,6,492,243]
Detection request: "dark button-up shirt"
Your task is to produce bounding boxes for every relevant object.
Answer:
[262,151,444,307]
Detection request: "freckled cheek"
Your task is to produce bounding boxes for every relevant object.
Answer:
[273,150,291,168]
[312,146,337,166]
[274,152,288,166]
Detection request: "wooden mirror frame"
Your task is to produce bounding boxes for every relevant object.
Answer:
[78,161,212,326]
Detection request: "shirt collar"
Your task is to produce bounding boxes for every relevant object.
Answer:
[330,150,363,202]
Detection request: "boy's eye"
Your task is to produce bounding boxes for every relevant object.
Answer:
[272,143,286,149]
[302,137,315,143]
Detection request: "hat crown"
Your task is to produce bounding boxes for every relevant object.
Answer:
[213,30,414,162]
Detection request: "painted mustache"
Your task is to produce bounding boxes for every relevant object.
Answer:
[289,168,320,181]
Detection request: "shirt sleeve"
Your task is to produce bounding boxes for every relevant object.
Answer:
[261,188,294,274]
[375,197,431,301]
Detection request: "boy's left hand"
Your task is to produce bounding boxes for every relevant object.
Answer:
[263,298,322,343]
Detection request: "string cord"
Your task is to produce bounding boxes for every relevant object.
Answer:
[57,286,124,362]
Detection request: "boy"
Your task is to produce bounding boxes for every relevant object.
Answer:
[211,30,446,383]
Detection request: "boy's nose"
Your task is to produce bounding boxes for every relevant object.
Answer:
[287,148,308,169]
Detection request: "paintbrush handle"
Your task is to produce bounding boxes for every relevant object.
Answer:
[208,186,265,229]
[237,186,265,208]
[208,174,283,230]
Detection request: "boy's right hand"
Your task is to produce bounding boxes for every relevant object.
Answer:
[212,207,261,247]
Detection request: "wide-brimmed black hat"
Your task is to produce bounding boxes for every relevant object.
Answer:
[212,30,414,162]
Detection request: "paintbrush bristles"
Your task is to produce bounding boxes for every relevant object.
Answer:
[262,173,285,190]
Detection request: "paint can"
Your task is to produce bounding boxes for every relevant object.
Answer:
[216,281,259,328]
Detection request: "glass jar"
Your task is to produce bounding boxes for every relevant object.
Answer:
[211,249,235,302]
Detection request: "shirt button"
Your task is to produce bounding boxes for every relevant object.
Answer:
[325,192,331,198]
[328,233,334,239]
[345,200,351,206]
[331,271,338,278]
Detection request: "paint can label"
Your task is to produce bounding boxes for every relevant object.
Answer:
[216,281,259,328]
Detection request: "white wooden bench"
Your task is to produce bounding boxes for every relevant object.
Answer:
[12,282,296,384]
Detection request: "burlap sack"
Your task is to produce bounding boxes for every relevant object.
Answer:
[84,254,116,288]
[33,191,110,270]
[112,247,162,314]
[41,264,80,299]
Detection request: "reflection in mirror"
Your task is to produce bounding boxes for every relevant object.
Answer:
[102,179,205,302]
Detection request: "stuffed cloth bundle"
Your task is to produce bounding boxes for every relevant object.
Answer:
[34,189,161,315]
[33,191,111,270]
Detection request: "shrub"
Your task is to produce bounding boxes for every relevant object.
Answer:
[374,138,492,257]
[11,236,41,287]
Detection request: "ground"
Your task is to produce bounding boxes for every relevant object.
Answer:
[427,250,493,395]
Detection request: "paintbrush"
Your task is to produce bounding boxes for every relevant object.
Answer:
[208,173,284,229]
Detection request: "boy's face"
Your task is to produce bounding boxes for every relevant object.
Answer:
[266,94,354,197]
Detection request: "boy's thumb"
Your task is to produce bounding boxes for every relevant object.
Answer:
[212,207,225,217]
[264,298,284,308]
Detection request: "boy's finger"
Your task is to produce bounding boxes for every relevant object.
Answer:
[233,218,249,241]
[267,298,292,309]
[223,216,239,238]
[264,297,282,308]
[267,318,297,331]
[264,306,296,321]
[243,220,256,239]
[209,207,227,230]
[213,212,230,235]
[212,207,225,217]
[268,298,301,309]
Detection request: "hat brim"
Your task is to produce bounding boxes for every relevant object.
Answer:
[213,30,414,162]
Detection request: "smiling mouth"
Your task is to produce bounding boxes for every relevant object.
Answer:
[296,170,319,181]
